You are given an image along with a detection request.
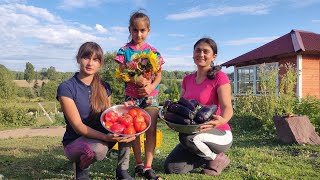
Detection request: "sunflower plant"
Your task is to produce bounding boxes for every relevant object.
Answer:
[115,51,161,82]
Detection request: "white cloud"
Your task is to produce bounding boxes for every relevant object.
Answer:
[16,4,59,23]
[58,0,103,9]
[224,36,279,46]
[0,3,126,72]
[110,26,128,33]
[166,4,270,20]
[0,0,26,3]
[161,54,196,71]
[95,24,108,34]
[58,0,131,9]
[167,47,183,51]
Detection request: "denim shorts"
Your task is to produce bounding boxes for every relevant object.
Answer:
[125,95,159,110]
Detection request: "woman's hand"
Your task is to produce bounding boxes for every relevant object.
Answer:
[124,100,135,107]
[198,115,224,132]
[106,133,136,143]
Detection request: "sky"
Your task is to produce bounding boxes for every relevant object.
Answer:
[0,0,319,73]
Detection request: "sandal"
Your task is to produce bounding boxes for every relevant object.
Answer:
[143,169,162,180]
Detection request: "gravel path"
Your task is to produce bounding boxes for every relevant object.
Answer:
[0,126,65,139]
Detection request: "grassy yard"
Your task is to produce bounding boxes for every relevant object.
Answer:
[0,121,319,179]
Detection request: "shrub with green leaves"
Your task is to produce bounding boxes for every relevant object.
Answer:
[276,63,299,116]
[234,63,312,132]
[0,106,36,126]
[295,95,320,132]
[52,113,66,126]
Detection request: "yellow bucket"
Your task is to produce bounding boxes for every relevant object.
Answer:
[112,129,162,152]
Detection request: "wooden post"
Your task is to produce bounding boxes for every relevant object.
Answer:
[38,103,53,123]
[54,102,57,114]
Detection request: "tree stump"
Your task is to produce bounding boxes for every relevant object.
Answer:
[273,115,320,145]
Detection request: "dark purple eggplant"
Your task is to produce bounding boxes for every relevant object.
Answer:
[178,97,196,111]
[189,120,197,125]
[194,105,218,124]
[163,99,172,111]
[167,103,195,119]
[164,112,192,125]
[189,99,199,108]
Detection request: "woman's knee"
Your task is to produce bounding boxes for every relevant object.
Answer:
[179,134,195,149]
[93,143,108,161]
[164,157,187,174]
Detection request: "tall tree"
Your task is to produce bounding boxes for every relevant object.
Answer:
[47,66,57,80]
[102,51,124,104]
[40,68,48,80]
[15,72,24,80]
[24,62,35,83]
[33,78,41,97]
[41,81,58,100]
[0,64,16,99]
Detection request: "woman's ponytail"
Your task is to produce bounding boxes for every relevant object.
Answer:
[207,63,221,80]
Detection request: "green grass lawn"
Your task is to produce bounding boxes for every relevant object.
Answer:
[0,121,319,179]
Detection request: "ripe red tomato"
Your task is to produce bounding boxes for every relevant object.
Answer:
[104,110,119,123]
[135,108,144,117]
[133,115,145,124]
[142,113,150,126]
[119,113,133,127]
[105,121,113,129]
[110,123,125,134]
[128,108,138,118]
[123,126,136,135]
[103,113,109,122]
[134,122,147,132]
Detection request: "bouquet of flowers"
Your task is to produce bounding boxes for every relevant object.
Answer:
[115,51,161,82]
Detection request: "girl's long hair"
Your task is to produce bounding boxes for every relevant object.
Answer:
[194,38,221,79]
[76,42,110,117]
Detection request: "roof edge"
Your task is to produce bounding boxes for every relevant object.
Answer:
[291,29,305,52]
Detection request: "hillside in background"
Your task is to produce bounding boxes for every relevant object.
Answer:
[13,80,49,88]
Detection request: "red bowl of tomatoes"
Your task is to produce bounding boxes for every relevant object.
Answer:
[100,105,151,136]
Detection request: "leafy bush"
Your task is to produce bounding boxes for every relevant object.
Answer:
[52,113,66,126]
[230,114,262,131]
[0,106,36,126]
[234,63,300,132]
[276,63,299,116]
[295,95,320,132]
[234,95,275,131]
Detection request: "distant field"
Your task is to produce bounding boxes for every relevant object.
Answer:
[13,79,49,88]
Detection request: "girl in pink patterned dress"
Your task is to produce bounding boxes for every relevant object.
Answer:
[114,10,164,180]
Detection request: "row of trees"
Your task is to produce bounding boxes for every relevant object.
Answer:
[15,62,74,82]
[0,64,71,101]
[1,51,235,104]
[0,52,191,103]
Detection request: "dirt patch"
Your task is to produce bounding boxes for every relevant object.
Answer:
[0,126,65,139]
